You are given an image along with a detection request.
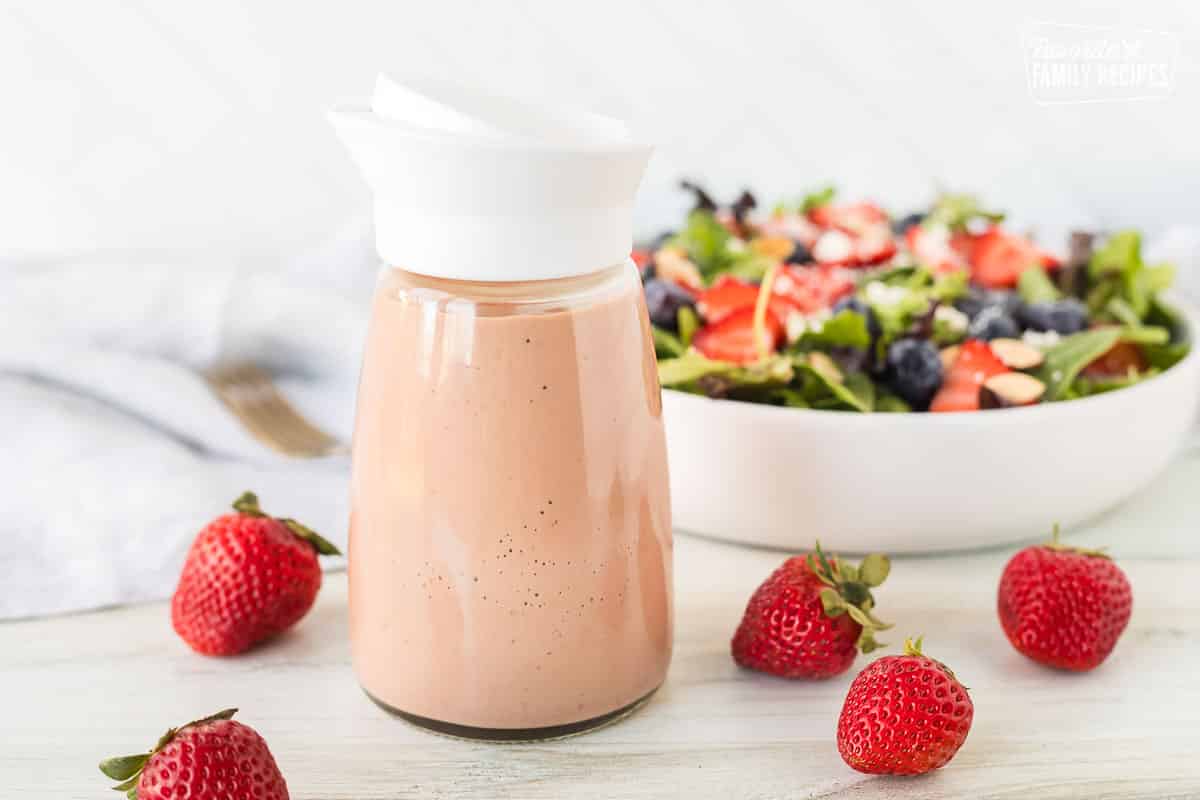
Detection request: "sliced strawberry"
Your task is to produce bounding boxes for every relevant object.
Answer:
[1083,340,1148,378]
[772,264,855,313]
[969,227,1057,289]
[697,275,793,324]
[809,202,889,235]
[929,339,1009,413]
[692,306,783,364]
[854,226,898,266]
[906,225,968,274]
[697,276,760,323]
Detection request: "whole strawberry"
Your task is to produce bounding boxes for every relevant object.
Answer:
[172,492,340,655]
[732,543,891,679]
[998,525,1132,671]
[100,708,288,800]
[838,638,973,775]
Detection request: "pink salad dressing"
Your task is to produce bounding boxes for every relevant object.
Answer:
[348,263,673,734]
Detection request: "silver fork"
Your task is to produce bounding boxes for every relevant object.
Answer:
[203,362,346,458]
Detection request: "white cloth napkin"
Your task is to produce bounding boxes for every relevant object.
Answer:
[1,221,1197,621]
[0,216,378,619]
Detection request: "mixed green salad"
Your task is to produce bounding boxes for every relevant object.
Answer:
[639,184,1190,413]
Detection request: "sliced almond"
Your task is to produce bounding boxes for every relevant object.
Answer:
[989,338,1045,370]
[939,345,960,372]
[808,351,844,384]
[653,246,703,292]
[750,235,796,262]
[979,372,1046,409]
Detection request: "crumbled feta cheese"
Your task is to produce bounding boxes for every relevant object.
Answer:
[812,229,854,263]
[863,280,910,308]
[726,238,747,253]
[1022,329,1062,350]
[785,308,833,343]
[934,305,969,333]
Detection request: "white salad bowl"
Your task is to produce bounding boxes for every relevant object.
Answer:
[662,299,1200,553]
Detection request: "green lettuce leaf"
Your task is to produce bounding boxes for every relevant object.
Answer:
[922,193,1005,231]
[671,210,735,277]
[1069,370,1159,398]
[657,350,726,385]
[1142,298,1193,370]
[1035,328,1123,401]
[791,310,872,351]
[1087,230,1176,322]
[677,306,699,347]
[794,360,874,412]
[875,390,912,413]
[1018,265,1061,304]
[800,185,836,214]
[653,327,685,359]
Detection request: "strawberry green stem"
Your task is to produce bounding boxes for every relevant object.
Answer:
[231,492,341,556]
[808,541,893,654]
[100,709,239,797]
[1042,523,1110,560]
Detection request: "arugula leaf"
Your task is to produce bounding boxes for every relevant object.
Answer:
[1146,297,1190,341]
[658,353,798,402]
[844,371,877,411]
[1104,297,1142,327]
[1018,265,1061,304]
[653,326,685,359]
[677,306,699,348]
[1142,298,1193,370]
[1070,370,1159,398]
[795,360,873,412]
[1118,325,1170,346]
[657,349,727,385]
[1143,342,1191,371]
[800,185,836,214]
[1035,328,1123,401]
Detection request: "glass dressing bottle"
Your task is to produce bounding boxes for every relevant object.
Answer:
[329,75,672,740]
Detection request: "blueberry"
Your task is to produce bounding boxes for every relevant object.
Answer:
[785,241,813,264]
[967,306,1019,341]
[833,296,881,339]
[954,288,1022,320]
[892,212,925,235]
[1017,298,1089,335]
[885,338,943,410]
[643,278,696,331]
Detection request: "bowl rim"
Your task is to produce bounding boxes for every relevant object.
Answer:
[662,294,1199,427]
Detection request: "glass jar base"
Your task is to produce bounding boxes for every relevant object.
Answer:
[363,686,660,742]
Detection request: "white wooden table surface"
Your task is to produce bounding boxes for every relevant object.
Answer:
[4,449,1200,799]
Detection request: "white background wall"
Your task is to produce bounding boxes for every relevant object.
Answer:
[2,0,1197,267]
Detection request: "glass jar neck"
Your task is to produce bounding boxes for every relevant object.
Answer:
[381,261,635,316]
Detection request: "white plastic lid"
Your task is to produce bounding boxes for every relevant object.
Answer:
[328,74,653,282]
